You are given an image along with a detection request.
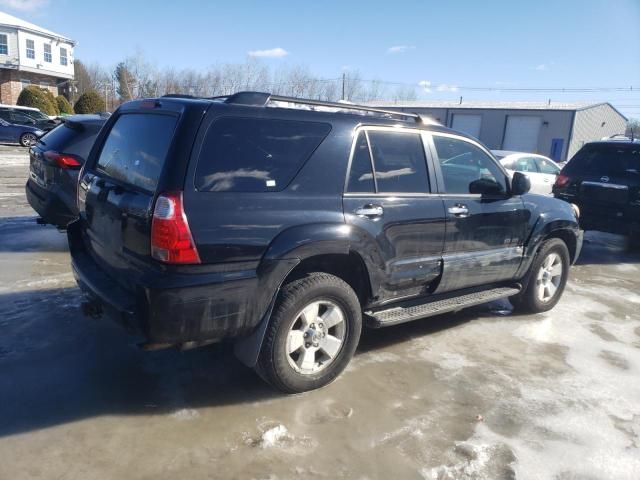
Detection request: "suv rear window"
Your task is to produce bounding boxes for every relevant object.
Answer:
[566,143,640,176]
[38,123,100,161]
[195,117,331,192]
[96,114,177,192]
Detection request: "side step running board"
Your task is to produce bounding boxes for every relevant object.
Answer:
[365,287,520,328]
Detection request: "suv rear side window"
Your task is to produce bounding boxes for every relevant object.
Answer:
[367,130,429,193]
[96,114,177,192]
[346,132,375,193]
[195,117,331,192]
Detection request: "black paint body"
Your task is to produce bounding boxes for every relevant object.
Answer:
[69,96,583,346]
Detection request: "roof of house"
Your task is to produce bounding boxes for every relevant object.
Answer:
[367,100,615,112]
[0,11,74,44]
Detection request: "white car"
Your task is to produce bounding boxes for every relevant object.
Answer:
[492,150,561,195]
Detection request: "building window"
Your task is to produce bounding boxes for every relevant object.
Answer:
[21,79,31,89]
[0,34,7,55]
[40,81,50,89]
[44,43,52,62]
[26,39,35,59]
[60,47,67,66]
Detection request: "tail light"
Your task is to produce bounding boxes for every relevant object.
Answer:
[44,150,81,169]
[151,192,201,264]
[554,174,570,188]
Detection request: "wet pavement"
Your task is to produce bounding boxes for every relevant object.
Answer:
[0,145,639,479]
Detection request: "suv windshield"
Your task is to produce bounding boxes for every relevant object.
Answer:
[566,143,640,176]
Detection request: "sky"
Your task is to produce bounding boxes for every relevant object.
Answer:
[2,0,639,118]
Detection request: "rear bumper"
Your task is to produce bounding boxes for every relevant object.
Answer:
[25,179,76,227]
[68,221,297,344]
[555,194,640,236]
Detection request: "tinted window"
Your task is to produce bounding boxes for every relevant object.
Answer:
[10,112,35,124]
[195,117,330,192]
[96,114,177,192]
[346,132,375,193]
[38,122,101,161]
[434,135,506,195]
[536,157,560,175]
[367,130,429,193]
[565,144,640,176]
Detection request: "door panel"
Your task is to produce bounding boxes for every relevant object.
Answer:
[430,133,528,293]
[343,129,446,304]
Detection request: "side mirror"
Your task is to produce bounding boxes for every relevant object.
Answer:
[469,178,505,196]
[511,171,531,196]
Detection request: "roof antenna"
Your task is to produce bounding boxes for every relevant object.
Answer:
[459,96,463,105]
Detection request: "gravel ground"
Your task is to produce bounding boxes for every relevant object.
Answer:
[0,144,639,480]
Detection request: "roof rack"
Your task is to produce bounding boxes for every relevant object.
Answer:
[224,91,423,123]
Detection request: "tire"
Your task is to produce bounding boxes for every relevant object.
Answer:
[256,272,362,394]
[20,133,37,147]
[510,238,570,314]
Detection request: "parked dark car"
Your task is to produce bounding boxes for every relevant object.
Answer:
[0,117,45,146]
[26,114,107,227]
[553,139,640,247]
[0,107,59,132]
[69,92,582,393]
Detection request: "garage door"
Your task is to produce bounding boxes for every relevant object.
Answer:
[451,114,482,139]
[502,115,542,153]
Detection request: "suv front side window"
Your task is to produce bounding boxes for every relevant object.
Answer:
[433,135,507,195]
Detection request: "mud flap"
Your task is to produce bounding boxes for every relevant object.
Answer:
[233,296,277,368]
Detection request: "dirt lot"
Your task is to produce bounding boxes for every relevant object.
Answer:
[0,144,639,480]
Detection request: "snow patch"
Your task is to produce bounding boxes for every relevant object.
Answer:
[170,408,200,420]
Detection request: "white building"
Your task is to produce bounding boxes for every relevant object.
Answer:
[0,11,75,104]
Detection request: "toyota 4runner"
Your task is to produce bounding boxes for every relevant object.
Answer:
[69,92,583,393]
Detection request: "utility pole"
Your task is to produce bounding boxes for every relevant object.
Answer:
[342,72,346,101]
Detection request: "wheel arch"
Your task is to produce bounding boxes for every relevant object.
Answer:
[235,223,380,368]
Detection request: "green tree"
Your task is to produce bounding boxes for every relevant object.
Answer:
[74,90,105,114]
[56,95,74,115]
[16,86,58,115]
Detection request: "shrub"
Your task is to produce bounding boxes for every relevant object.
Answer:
[17,86,58,116]
[43,89,60,115]
[74,90,105,114]
[56,95,74,115]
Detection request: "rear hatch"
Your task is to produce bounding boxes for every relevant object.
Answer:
[563,143,640,211]
[77,100,205,291]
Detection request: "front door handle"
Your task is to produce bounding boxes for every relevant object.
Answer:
[448,204,469,217]
[355,204,384,218]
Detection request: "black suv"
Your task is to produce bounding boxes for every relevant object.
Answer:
[69,93,582,393]
[26,114,107,228]
[553,139,640,246]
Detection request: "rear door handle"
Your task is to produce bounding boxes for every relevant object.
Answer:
[355,204,384,218]
[448,204,469,217]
